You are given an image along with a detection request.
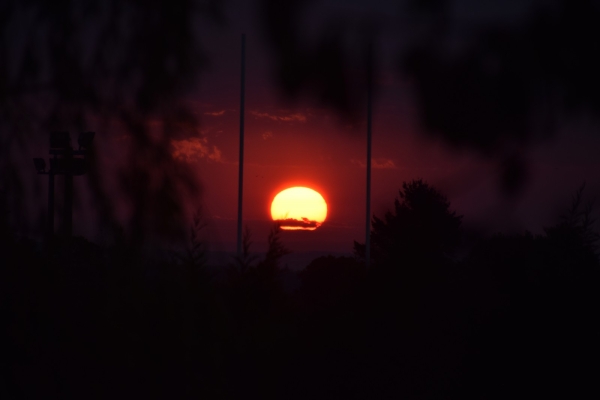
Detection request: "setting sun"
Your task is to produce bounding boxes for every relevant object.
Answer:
[270,187,327,230]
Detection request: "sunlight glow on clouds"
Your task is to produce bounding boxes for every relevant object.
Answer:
[251,111,307,122]
[262,131,273,140]
[171,137,222,162]
[352,158,397,169]
[204,110,226,116]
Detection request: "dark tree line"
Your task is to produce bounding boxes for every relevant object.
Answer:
[2,180,598,399]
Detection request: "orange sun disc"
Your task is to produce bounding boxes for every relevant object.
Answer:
[270,187,327,230]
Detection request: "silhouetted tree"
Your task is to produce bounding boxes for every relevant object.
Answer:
[171,207,209,276]
[355,179,462,275]
[350,180,466,398]
[230,225,259,274]
[220,224,296,399]
[545,183,599,257]
[258,224,291,271]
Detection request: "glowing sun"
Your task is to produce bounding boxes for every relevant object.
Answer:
[270,187,327,230]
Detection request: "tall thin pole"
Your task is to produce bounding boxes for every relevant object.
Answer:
[236,34,246,257]
[365,41,373,269]
[64,147,73,239]
[48,165,55,239]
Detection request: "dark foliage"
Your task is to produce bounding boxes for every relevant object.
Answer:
[298,255,365,313]
[260,224,292,269]
[259,0,600,194]
[2,180,599,398]
[1,0,224,244]
[231,225,260,273]
[355,179,462,277]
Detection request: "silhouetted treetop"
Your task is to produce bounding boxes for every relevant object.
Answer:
[355,179,462,269]
[260,224,291,271]
[542,184,600,273]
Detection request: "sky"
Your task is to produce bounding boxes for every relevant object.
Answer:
[4,0,600,260]
[178,0,423,254]
[161,0,600,256]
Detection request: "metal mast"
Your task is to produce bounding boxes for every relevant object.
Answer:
[236,34,246,257]
[365,41,373,269]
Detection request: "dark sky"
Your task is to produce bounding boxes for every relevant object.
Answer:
[3,0,600,256]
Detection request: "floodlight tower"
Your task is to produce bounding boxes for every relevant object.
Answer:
[33,156,55,238]
[34,131,95,240]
